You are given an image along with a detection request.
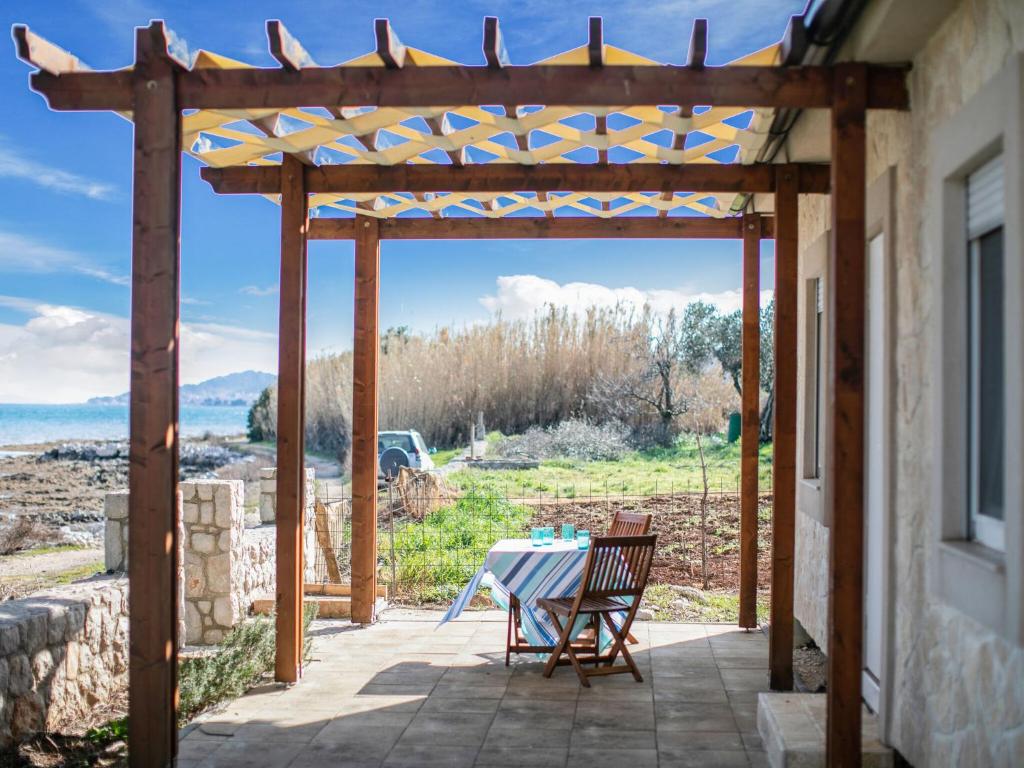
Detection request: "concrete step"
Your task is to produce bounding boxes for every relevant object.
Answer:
[251,595,353,619]
[757,693,893,768]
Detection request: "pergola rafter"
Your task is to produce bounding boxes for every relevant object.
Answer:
[13,14,909,768]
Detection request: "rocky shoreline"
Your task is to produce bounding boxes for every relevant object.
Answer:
[0,440,255,551]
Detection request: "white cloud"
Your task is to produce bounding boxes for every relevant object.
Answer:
[0,230,129,286]
[240,284,279,297]
[0,148,115,201]
[0,297,277,403]
[479,274,772,320]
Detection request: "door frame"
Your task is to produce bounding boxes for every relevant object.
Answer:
[863,165,898,743]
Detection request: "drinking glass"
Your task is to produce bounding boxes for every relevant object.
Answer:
[561,523,575,541]
[576,530,591,550]
[543,527,555,545]
[531,528,544,547]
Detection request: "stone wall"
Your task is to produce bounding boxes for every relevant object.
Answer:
[257,467,318,583]
[103,473,310,646]
[788,0,1024,763]
[181,480,246,645]
[0,577,129,748]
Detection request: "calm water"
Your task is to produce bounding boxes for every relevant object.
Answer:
[0,403,249,446]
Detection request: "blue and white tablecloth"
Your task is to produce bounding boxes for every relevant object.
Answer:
[439,538,627,651]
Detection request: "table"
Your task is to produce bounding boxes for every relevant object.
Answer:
[439,538,627,653]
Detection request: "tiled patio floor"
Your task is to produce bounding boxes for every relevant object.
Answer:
[179,610,770,768]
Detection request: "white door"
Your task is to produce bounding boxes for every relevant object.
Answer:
[863,232,887,712]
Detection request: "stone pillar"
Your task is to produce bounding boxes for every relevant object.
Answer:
[180,480,244,645]
[103,491,129,572]
[258,467,317,582]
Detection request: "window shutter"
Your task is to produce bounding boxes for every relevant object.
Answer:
[968,155,1004,238]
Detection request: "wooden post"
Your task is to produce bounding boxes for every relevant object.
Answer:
[127,21,181,768]
[740,212,760,630]
[827,63,867,767]
[770,166,799,689]
[351,218,381,624]
[275,154,308,682]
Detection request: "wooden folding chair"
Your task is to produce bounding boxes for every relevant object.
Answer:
[602,510,651,644]
[537,534,656,686]
[506,593,599,665]
[608,510,652,536]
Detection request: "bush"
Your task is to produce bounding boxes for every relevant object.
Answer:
[493,419,630,462]
[246,387,274,442]
[178,604,316,724]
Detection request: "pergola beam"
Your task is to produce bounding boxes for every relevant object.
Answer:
[770,164,798,690]
[25,60,910,112]
[274,155,309,683]
[126,21,181,768]
[659,18,707,217]
[201,163,830,195]
[739,212,761,631]
[351,219,382,624]
[308,215,773,240]
[826,63,868,768]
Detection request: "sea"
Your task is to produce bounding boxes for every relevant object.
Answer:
[0,403,249,447]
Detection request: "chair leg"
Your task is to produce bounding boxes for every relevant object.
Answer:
[542,611,574,680]
[505,603,514,666]
[544,609,590,687]
[601,612,643,682]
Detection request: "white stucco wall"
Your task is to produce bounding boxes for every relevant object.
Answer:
[790,0,1024,764]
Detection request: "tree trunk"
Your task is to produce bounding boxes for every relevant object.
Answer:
[696,432,710,590]
[759,385,775,443]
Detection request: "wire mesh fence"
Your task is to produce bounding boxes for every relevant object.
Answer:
[311,466,773,605]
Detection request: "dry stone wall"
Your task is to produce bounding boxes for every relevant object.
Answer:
[258,467,318,583]
[0,577,129,748]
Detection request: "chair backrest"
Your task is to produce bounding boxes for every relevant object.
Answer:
[608,510,652,537]
[579,535,657,600]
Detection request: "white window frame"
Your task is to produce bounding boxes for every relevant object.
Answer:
[931,54,1024,645]
[966,160,1006,553]
[797,230,829,525]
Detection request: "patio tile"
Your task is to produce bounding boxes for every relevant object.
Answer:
[383,744,479,767]
[491,709,575,732]
[420,695,502,714]
[655,702,738,732]
[474,746,569,767]
[484,725,571,749]
[401,711,494,745]
[574,701,654,730]
[657,749,753,767]
[720,668,770,692]
[566,747,658,768]
[657,729,745,752]
[288,742,385,768]
[569,726,656,749]
[195,740,306,768]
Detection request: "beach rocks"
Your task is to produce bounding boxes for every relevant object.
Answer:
[43,441,240,473]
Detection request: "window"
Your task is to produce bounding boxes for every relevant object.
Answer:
[966,156,1005,552]
[931,53,1024,644]
[813,278,824,479]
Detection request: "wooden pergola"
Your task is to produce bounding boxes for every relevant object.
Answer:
[15,15,907,768]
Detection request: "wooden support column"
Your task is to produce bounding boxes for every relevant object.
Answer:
[351,218,381,624]
[275,155,309,682]
[770,166,799,689]
[739,212,761,630]
[827,63,867,768]
[127,21,181,768]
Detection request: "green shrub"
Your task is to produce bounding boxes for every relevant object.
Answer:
[382,490,531,601]
[178,604,317,724]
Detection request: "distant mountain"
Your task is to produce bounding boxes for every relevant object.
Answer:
[88,370,276,407]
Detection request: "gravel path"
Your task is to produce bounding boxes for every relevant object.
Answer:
[0,546,104,583]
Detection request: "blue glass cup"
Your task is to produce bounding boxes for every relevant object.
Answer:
[543,526,555,545]
[531,528,543,547]
[561,523,575,541]
[576,530,591,550]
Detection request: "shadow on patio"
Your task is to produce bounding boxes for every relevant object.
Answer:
[178,610,769,768]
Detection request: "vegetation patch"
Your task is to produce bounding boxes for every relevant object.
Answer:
[642,584,770,624]
[178,604,317,724]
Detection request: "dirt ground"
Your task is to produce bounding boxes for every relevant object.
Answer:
[526,493,774,593]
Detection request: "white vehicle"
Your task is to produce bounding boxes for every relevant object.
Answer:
[377,430,435,479]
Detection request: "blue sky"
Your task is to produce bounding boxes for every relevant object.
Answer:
[0,0,800,402]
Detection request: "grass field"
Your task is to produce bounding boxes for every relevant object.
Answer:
[448,435,773,497]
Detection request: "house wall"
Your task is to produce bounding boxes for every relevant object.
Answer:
[791,0,1024,764]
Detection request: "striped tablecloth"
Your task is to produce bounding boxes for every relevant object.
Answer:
[439,538,626,650]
